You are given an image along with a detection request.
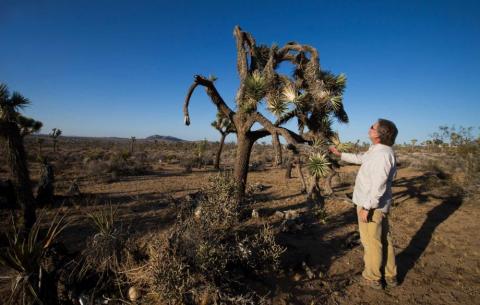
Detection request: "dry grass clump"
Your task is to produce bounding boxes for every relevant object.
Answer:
[124,173,285,304]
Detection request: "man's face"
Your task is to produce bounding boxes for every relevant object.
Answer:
[369,122,380,143]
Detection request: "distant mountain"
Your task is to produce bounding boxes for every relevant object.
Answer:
[146,135,186,142]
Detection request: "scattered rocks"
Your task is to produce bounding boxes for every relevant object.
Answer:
[292,273,303,282]
[66,179,81,197]
[194,206,202,219]
[302,261,315,280]
[281,218,304,233]
[128,286,140,302]
[284,209,299,220]
[274,211,285,219]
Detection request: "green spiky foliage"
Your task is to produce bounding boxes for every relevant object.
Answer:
[307,153,331,178]
[0,83,39,232]
[0,212,67,305]
[330,132,354,153]
[17,115,43,137]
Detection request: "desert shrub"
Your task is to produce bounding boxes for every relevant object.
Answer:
[124,173,284,304]
[85,149,106,161]
[455,143,480,192]
[85,152,152,179]
[179,157,194,173]
[68,205,130,301]
[0,213,67,305]
[85,159,110,177]
[163,153,180,164]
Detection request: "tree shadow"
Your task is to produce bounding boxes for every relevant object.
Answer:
[396,194,463,283]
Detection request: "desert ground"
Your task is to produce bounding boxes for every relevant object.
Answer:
[1,137,479,305]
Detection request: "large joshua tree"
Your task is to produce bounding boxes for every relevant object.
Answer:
[211,111,235,170]
[183,26,348,202]
[0,84,41,232]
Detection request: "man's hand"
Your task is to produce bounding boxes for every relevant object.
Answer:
[358,208,369,223]
[328,145,341,157]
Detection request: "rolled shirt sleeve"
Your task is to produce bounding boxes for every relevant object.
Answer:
[341,152,365,165]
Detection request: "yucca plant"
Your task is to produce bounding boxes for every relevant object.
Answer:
[87,204,118,237]
[0,83,40,233]
[73,204,125,299]
[0,212,67,305]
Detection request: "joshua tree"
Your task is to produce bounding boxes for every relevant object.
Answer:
[183,26,348,202]
[130,136,136,153]
[211,111,235,169]
[36,137,45,154]
[0,84,39,232]
[49,127,62,152]
[18,115,43,137]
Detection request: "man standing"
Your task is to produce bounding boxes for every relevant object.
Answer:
[329,119,398,289]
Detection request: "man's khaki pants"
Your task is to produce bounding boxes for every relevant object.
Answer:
[357,207,397,282]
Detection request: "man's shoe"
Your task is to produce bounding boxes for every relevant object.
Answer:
[358,277,383,290]
[385,277,398,288]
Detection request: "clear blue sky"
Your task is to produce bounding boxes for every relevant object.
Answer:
[1,0,479,144]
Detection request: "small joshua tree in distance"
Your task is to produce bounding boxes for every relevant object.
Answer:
[49,127,62,152]
[211,111,235,170]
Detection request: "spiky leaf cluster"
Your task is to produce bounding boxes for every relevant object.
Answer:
[307,153,331,178]
[330,132,354,152]
[243,70,266,109]
[211,111,234,134]
[0,83,42,135]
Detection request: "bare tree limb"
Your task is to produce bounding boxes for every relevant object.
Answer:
[183,75,235,126]
[233,26,249,81]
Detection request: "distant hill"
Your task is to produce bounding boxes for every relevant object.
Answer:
[146,135,186,142]
[28,134,186,142]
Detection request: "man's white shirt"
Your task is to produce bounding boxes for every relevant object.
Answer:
[341,144,396,213]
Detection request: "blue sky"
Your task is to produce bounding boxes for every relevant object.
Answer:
[1,0,479,144]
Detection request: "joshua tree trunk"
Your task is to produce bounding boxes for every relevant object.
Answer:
[214,132,227,170]
[295,161,307,193]
[233,132,255,201]
[0,121,36,232]
[272,131,283,166]
[285,160,293,179]
[307,175,324,208]
[323,171,338,195]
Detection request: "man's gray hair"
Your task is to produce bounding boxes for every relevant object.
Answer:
[377,119,398,146]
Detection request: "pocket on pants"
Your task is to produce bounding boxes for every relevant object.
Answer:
[370,210,384,224]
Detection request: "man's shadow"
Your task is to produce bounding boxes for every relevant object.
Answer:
[396,194,463,283]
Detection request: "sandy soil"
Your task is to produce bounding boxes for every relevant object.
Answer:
[1,159,479,304]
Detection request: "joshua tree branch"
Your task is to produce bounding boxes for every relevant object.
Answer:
[253,112,306,145]
[233,26,249,81]
[183,75,235,126]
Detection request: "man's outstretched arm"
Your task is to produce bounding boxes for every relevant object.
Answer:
[329,146,365,165]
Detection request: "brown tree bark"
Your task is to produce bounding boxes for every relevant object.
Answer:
[214,132,227,170]
[233,132,254,202]
[0,121,36,232]
[272,131,283,166]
